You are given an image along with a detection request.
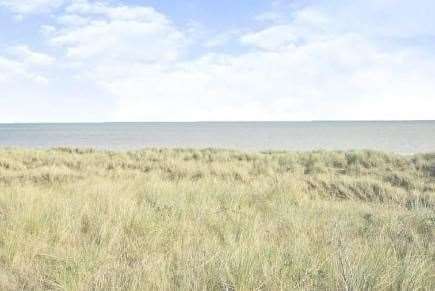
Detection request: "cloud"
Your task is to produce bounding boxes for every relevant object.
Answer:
[241,6,345,51]
[83,1,435,121]
[65,0,169,21]
[107,35,435,121]
[284,0,435,42]
[0,46,54,83]
[8,45,55,66]
[0,44,114,123]
[0,0,63,15]
[1,0,435,122]
[50,0,186,63]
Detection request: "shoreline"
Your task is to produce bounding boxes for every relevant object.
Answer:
[0,146,432,156]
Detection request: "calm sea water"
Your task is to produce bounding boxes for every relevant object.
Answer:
[0,122,434,153]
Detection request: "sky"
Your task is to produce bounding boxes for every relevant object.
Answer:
[0,0,435,122]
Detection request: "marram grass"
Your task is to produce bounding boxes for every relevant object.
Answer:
[0,148,434,290]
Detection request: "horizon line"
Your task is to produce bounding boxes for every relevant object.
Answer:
[1,120,435,125]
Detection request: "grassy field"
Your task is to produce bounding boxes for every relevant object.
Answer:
[0,148,434,290]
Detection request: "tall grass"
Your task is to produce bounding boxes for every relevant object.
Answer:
[0,148,434,290]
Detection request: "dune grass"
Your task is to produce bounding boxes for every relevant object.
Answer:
[0,148,434,290]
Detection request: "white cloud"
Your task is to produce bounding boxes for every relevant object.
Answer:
[106,35,435,121]
[83,2,435,121]
[241,7,333,51]
[66,0,168,22]
[241,25,299,50]
[0,44,113,122]
[9,45,55,66]
[0,46,54,83]
[50,0,186,63]
[1,0,435,122]
[0,0,63,15]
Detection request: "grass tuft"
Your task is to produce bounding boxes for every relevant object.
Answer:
[0,148,434,290]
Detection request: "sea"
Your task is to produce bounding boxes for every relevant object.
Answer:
[0,121,434,153]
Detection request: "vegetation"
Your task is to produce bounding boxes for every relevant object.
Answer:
[0,148,434,290]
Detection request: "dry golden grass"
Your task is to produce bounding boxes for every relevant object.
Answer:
[0,148,434,290]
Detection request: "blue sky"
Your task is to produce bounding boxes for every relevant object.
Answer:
[0,0,434,122]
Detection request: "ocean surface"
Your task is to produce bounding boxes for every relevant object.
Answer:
[0,121,434,153]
